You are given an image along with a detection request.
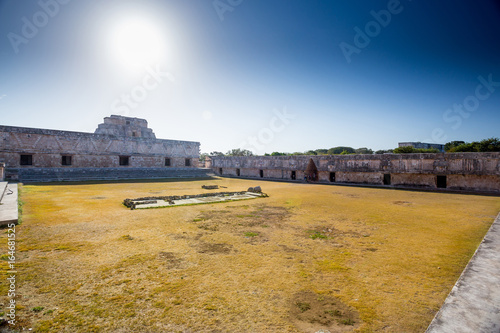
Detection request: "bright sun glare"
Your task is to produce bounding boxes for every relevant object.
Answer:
[109,17,165,69]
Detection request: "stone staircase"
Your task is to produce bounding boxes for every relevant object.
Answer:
[5,168,215,183]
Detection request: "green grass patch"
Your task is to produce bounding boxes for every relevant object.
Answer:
[307,230,328,239]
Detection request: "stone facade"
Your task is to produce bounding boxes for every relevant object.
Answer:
[95,115,156,139]
[211,153,500,193]
[0,115,201,181]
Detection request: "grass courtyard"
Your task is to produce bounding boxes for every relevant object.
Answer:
[2,177,499,332]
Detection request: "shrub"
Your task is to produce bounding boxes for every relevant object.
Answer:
[393,146,439,154]
[448,138,500,152]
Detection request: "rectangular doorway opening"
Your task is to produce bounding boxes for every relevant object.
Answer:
[383,174,391,185]
[291,171,296,180]
[119,156,130,166]
[219,168,223,175]
[20,154,33,166]
[61,155,72,166]
[236,169,240,176]
[259,170,264,178]
[437,175,447,188]
[329,172,336,182]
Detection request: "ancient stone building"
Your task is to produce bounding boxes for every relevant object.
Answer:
[0,115,206,182]
[210,153,500,193]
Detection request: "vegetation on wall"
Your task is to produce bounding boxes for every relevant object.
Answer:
[445,138,500,152]
[202,138,499,159]
[264,147,373,156]
[393,146,440,154]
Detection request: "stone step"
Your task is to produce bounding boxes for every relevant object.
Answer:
[6,168,214,183]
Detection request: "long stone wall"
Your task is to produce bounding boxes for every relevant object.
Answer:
[0,116,201,182]
[210,153,500,193]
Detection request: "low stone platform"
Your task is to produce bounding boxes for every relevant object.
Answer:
[0,183,18,226]
[125,191,266,209]
[426,213,500,333]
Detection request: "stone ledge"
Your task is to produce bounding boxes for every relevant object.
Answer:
[426,213,500,333]
[0,183,18,226]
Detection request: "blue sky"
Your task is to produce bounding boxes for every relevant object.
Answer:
[0,0,499,154]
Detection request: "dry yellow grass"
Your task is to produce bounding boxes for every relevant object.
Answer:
[1,178,499,332]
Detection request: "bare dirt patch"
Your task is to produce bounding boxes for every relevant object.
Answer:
[290,291,361,332]
[195,242,233,254]
[278,244,303,253]
[392,200,413,206]
[157,251,185,269]
[192,204,291,232]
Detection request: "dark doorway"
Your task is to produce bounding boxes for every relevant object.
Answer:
[165,158,171,167]
[383,174,391,185]
[20,154,33,166]
[236,169,240,176]
[329,172,335,182]
[61,155,72,166]
[119,156,130,166]
[291,171,296,180]
[437,175,447,188]
[185,159,191,167]
[259,170,264,178]
[219,168,223,175]
[305,159,318,181]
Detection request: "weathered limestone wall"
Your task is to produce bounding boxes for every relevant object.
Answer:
[335,172,384,184]
[212,153,500,175]
[0,162,4,181]
[391,173,436,188]
[448,174,500,192]
[0,124,200,169]
[211,153,500,193]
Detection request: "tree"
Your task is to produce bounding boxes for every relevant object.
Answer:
[328,146,355,155]
[270,152,287,156]
[314,149,328,155]
[199,153,209,163]
[449,137,500,152]
[393,146,439,154]
[355,147,373,155]
[225,148,254,156]
[476,137,500,152]
[444,141,465,152]
[375,149,393,154]
[305,150,317,155]
[393,146,415,154]
[209,151,225,157]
